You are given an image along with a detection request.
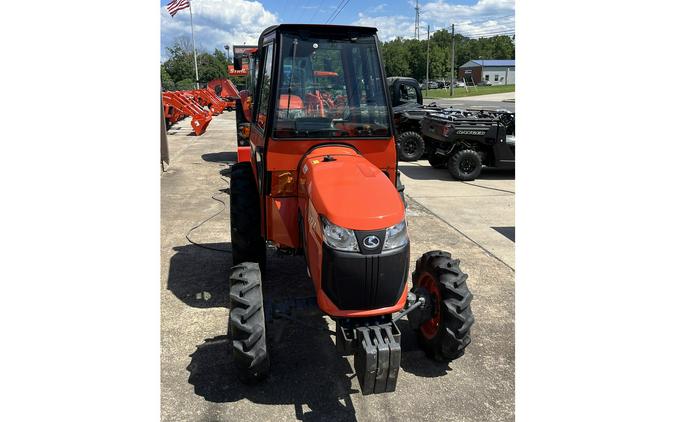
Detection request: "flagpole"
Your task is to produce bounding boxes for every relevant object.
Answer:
[188,1,199,88]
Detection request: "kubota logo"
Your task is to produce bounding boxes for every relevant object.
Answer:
[362,235,380,249]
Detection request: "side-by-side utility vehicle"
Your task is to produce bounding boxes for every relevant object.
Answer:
[421,108,515,180]
[228,24,475,395]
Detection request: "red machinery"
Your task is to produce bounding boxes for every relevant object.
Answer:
[206,78,239,111]
[226,24,475,394]
[162,91,212,136]
[190,89,228,115]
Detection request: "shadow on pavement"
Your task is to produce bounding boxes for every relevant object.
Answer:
[202,151,238,163]
[167,243,233,309]
[397,319,454,378]
[399,164,514,181]
[187,315,359,422]
[176,246,456,418]
[478,168,515,180]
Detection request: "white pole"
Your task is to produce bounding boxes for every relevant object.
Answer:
[189,1,199,88]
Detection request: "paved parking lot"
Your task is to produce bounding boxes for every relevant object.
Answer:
[161,112,515,421]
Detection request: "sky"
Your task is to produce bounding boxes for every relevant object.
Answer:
[160,0,515,61]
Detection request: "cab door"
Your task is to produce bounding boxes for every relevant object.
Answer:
[250,40,276,192]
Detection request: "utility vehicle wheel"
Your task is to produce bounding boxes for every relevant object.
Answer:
[229,262,270,383]
[427,154,447,169]
[449,149,482,181]
[230,162,266,271]
[412,251,474,361]
[397,132,425,161]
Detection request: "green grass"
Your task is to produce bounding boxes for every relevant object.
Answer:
[422,84,515,99]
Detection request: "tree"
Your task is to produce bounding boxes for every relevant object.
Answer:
[381,38,411,77]
[378,32,515,81]
[161,65,175,90]
[164,41,195,84]
[175,79,196,90]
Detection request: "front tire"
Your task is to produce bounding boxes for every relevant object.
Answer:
[229,262,270,383]
[449,149,482,181]
[412,251,474,361]
[230,162,266,271]
[397,131,425,161]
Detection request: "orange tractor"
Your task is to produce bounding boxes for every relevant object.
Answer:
[228,24,475,394]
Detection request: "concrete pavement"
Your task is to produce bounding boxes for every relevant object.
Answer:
[161,112,515,421]
[423,92,515,112]
[398,162,515,270]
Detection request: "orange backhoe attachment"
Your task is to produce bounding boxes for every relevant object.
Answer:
[162,91,212,136]
[190,89,227,115]
[206,78,238,111]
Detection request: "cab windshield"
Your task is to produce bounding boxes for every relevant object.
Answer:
[273,33,391,139]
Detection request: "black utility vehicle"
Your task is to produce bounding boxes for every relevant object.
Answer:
[388,77,442,161]
[421,109,515,180]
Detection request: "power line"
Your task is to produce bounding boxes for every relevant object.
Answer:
[459,26,515,34]
[325,0,350,24]
[464,28,515,35]
[459,28,515,38]
[329,0,351,24]
[465,32,515,39]
[453,14,514,25]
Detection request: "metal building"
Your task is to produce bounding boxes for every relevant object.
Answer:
[458,59,515,85]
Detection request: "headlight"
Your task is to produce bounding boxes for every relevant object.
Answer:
[383,220,408,250]
[321,217,358,252]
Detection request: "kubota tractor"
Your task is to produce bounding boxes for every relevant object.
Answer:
[228,24,475,395]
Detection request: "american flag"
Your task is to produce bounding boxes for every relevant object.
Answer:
[166,0,190,17]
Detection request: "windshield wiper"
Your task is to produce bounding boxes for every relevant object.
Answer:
[286,38,298,119]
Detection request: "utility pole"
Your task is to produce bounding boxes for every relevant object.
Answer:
[450,23,455,97]
[426,25,430,94]
[414,0,420,40]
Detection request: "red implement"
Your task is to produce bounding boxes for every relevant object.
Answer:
[207,78,238,111]
[190,89,227,115]
[162,91,212,136]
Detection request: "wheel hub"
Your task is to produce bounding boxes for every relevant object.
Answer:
[404,139,417,154]
[460,157,476,173]
[418,273,441,340]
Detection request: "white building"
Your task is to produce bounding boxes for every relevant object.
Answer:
[458,59,515,85]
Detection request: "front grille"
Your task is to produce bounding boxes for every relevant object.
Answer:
[321,243,409,311]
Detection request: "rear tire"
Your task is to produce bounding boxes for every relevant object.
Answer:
[230,162,266,272]
[449,149,482,181]
[397,131,425,161]
[229,262,270,383]
[412,251,474,361]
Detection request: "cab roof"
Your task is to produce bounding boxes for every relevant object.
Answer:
[259,24,378,44]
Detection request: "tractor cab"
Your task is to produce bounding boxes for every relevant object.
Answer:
[271,30,392,138]
[241,24,395,144]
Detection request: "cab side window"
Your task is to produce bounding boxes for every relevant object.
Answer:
[256,44,275,129]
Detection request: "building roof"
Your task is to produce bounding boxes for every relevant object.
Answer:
[460,59,515,68]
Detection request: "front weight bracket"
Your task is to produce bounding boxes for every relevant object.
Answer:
[353,322,401,395]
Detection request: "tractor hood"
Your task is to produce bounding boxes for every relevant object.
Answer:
[300,146,404,231]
